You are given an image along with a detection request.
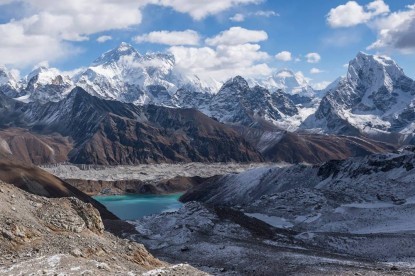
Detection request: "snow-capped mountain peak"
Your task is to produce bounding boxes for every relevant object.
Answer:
[221,76,250,93]
[20,66,74,103]
[0,66,18,86]
[27,66,70,85]
[347,51,406,93]
[248,69,315,97]
[92,42,141,66]
[0,65,21,97]
[274,69,308,87]
[308,52,415,139]
[75,43,221,105]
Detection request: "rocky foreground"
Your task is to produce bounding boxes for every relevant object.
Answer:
[0,180,206,275]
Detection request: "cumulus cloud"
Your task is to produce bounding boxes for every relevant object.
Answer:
[169,43,271,81]
[134,30,200,46]
[275,51,292,61]
[305,53,321,63]
[97,35,112,43]
[168,27,271,81]
[368,4,415,52]
[310,68,323,74]
[205,26,268,46]
[0,0,260,67]
[327,0,389,28]
[327,1,415,52]
[0,20,77,67]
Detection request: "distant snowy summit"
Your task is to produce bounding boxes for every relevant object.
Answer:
[304,52,415,141]
[0,42,317,106]
[248,69,315,97]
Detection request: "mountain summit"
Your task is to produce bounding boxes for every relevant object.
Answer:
[307,52,415,141]
[249,69,315,97]
[75,42,217,105]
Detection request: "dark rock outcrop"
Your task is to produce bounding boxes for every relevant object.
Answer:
[0,159,117,220]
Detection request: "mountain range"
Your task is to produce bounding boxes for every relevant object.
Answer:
[1,42,414,165]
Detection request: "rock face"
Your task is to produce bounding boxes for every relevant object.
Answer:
[37,197,104,234]
[260,132,395,163]
[207,76,298,126]
[305,52,415,142]
[231,120,395,164]
[0,181,169,275]
[69,104,262,164]
[0,128,73,165]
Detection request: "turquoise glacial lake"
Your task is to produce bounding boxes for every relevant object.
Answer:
[94,193,183,220]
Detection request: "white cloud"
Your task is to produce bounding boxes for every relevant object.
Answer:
[0,0,261,68]
[368,5,415,52]
[327,0,389,28]
[168,43,271,82]
[310,67,323,74]
[134,30,200,46]
[97,35,112,43]
[157,0,262,20]
[327,1,415,53]
[205,26,268,46]
[0,20,77,67]
[0,0,145,67]
[305,52,321,63]
[230,13,245,22]
[366,0,390,16]
[275,51,292,61]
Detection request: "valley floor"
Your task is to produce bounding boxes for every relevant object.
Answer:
[43,162,276,195]
[43,162,275,182]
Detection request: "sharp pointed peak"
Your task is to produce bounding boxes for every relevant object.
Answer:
[221,75,249,91]
[349,51,401,73]
[92,42,140,66]
[225,75,248,84]
[116,42,135,51]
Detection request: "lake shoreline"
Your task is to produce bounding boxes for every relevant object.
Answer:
[94,193,184,220]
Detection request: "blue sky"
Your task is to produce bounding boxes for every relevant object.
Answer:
[0,0,414,88]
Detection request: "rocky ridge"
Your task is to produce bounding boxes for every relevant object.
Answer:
[0,181,162,275]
